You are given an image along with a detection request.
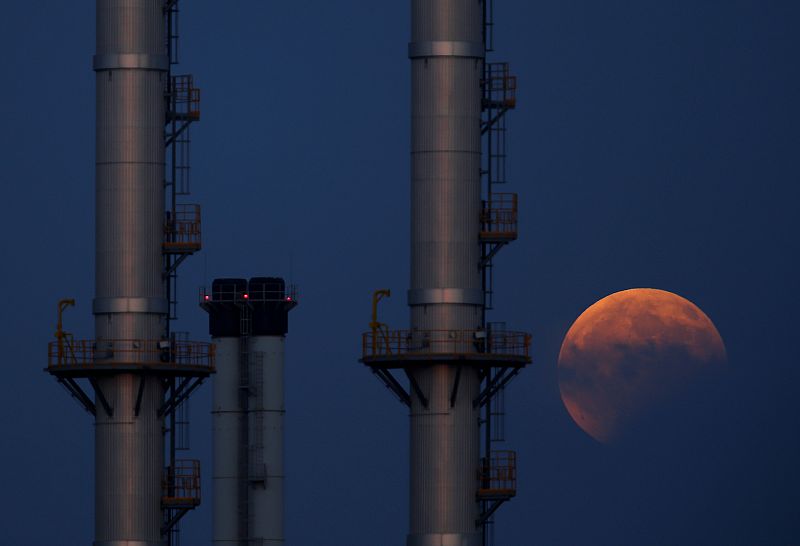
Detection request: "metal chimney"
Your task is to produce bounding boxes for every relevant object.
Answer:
[361,1,529,545]
[202,277,297,545]
[47,2,212,545]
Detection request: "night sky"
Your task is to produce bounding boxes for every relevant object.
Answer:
[1,1,798,545]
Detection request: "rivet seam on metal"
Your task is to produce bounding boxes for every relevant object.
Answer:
[408,288,484,306]
[408,41,485,59]
[92,53,169,71]
[92,297,169,315]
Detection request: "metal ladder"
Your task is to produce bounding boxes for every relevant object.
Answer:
[249,352,266,485]
[238,305,252,546]
[162,3,202,545]
[480,4,517,545]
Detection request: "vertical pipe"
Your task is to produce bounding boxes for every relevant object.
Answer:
[249,336,285,545]
[93,1,167,545]
[208,279,247,546]
[208,278,291,545]
[212,337,242,546]
[408,1,484,546]
[248,277,290,545]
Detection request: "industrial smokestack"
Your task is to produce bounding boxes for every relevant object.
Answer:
[47,2,212,545]
[207,278,247,545]
[361,1,529,545]
[94,1,169,543]
[203,277,296,545]
[407,2,485,543]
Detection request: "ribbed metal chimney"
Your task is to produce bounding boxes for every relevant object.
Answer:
[94,2,168,543]
[47,2,213,545]
[360,1,529,545]
[408,2,485,545]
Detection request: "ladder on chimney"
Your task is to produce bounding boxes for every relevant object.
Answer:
[238,304,252,545]
[479,3,521,545]
[163,3,203,546]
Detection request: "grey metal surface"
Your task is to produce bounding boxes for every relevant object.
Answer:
[410,55,482,322]
[408,0,483,542]
[407,533,484,546]
[408,41,484,59]
[93,1,167,544]
[250,336,285,545]
[408,288,483,306]
[93,53,169,71]
[212,337,241,545]
[95,375,164,544]
[213,335,286,545]
[93,296,169,314]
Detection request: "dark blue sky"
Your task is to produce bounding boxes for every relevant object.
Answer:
[1,1,798,544]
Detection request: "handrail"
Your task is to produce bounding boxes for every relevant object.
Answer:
[483,62,517,108]
[362,329,530,360]
[164,203,201,249]
[199,284,298,304]
[47,338,215,370]
[171,74,200,120]
[481,192,518,238]
[163,459,201,505]
[479,450,517,495]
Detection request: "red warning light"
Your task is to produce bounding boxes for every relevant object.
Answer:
[204,295,210,301]
[243,293,249,299]
[286,297,292,302]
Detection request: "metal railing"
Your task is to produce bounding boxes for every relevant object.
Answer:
[478,450,517,497]
[164,204,201,251]
[199,284,298,304]
[171,74,200,120]
[483,63,517,109]
[48,338,215,371]
[481,192,518,241]
[162,459,201,507]
[362,329,530,360]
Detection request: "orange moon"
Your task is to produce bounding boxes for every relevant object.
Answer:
[557,288,726,443]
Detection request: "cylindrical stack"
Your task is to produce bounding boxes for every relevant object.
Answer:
[207,277,292,545]
[209,279,247,546]
[249,277,288,545]
[93,1,168,545]
[408,1,484,545]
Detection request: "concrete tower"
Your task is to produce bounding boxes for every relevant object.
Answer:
[361,1,528,545]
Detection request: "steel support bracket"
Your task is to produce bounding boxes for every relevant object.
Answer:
[479,242,507,268]
[161,507,190,536]
[89,377,114,417]
[450,366,463,408]
[476,499,507,528]
[134,372,147,416]
[57,377,96,416]
[158,376,205,417]
[474,367,519,409]
[370,368,411,407]
[162,253,190,278]
[165,120,192,148]
[481,106,510,135]
[405,370,429,408]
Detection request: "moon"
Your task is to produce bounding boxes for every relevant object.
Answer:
[557,288,726,443]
